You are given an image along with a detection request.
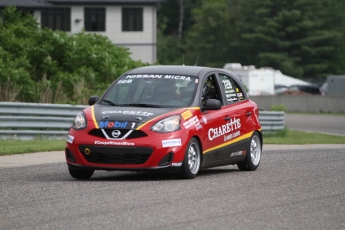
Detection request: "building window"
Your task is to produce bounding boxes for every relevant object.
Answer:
[84,8,105,32]
[122,8,143,31]
[41,8,71,31]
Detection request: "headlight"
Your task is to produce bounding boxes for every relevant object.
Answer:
[72,112,87,130]
[151,115,181,133]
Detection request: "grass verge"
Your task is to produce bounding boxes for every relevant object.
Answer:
[0,129,344,156]
[0,139,66,156]
[263,128,345,144]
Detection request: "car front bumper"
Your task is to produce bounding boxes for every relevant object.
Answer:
[65,128,188,172]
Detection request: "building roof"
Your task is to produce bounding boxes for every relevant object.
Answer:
[46,0,165,4]
[0,0,165,8]
[0,0,53,8]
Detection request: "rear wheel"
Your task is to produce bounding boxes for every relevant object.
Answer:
[68,168,94,180]
[177,138,201,179]
[237,131,261,171]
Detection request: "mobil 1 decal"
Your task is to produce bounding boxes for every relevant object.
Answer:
[98,120,138,129]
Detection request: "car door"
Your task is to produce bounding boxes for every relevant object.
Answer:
[199,73,234,167]
[216,72,255,160]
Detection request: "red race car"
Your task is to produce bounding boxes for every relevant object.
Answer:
[66,65,262,179]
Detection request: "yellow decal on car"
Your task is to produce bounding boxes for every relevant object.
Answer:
[91,106,99,128]
[181,110,193,120]
[203,131,253,154]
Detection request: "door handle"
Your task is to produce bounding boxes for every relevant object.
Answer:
[246,112,252,116]
[224,116,231,121]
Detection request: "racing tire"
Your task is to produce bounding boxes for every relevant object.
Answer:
[177,138,201,179]
[68,168,94,180]
[237,131,261,171]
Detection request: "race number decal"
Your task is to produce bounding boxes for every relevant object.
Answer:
[222,79,233,89]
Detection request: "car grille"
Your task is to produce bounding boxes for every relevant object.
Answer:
[88,129,147,139]
[79,145,153,164]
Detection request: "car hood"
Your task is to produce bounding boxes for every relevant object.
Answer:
[93,104,176,123]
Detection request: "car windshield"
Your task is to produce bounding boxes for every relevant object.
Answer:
[101,74,198,107]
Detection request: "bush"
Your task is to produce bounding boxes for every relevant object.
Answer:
[270,104,287,112]
[0,6,148,104]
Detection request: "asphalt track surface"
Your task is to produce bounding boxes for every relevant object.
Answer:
[1,145,345,230]
[1,113,344,229]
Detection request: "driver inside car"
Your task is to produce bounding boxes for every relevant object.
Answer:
[152,80,182,104]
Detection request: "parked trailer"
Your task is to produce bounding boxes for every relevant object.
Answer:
[224,63,311,96]
[223,63,275,96]
[327,75,345,96]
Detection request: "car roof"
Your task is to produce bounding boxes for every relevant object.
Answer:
[126,65,216,77]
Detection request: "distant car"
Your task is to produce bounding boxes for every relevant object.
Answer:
[277,84,321,95]
[65,65,263,179]
[320,82,327,95]
[274,84,288,95]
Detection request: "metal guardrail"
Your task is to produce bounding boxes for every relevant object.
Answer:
[258,111,285,132]
[0,102,86,140]
[0,102,285,140]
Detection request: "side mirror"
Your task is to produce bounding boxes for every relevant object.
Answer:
[202,99,221,110]
[88,96,99,106]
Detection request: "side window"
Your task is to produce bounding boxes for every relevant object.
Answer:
[219,74,245,103]
[202,74,222,104]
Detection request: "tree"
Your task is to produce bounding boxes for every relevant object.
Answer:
[239,0,345,79]
[157,0,345,79]
[184,0,243,67]
[157,0,202,64]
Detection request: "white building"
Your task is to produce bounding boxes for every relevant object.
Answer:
[0,0,165,63]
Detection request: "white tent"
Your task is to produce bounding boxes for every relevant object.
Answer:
[273,70,311,87]
[223,63,313,95]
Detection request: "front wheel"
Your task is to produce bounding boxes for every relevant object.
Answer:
[237,131,262,171]
[68,168,94,180]
[177,138,201,179]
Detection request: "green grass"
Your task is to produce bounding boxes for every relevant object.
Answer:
[263,128,345,144]
[0,129,344,156]
[0,139,66,156]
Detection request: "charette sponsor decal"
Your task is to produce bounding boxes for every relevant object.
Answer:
[94,140,135,146]
[162,138,182,148]
[67,135,74,144]
[224,130,240,141]
[102,110,153,116]
[208,117,241,141]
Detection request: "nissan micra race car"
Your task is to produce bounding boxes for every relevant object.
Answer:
[66,65,262,179]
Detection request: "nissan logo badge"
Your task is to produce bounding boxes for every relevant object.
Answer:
[112,130,121,138]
